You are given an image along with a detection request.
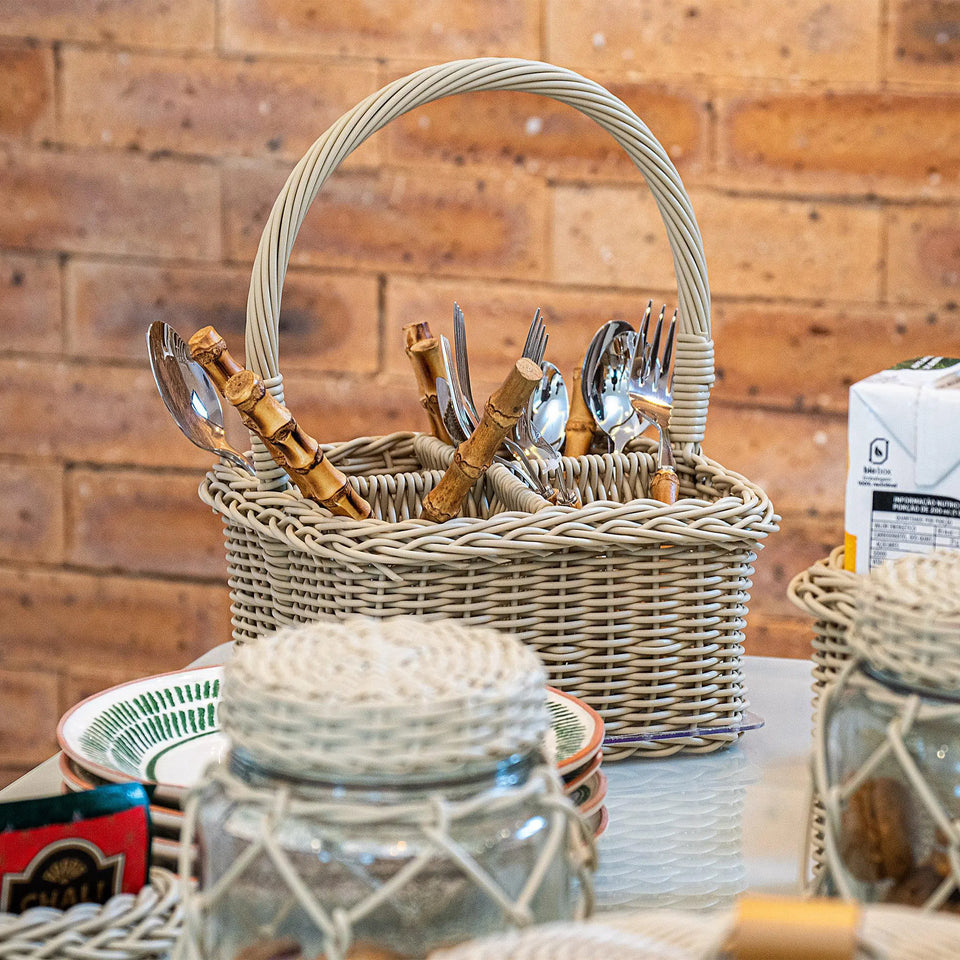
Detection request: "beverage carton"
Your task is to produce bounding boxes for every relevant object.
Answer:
[844,356,960,574]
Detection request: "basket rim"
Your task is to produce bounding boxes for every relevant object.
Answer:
[787,545,858,626]
[200,436,779,568]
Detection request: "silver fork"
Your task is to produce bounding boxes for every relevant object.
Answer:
[514,311,580,507]
[627,304,679,504]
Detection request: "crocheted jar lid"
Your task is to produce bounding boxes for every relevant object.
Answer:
[220,616,549,780]
[848,549,960,694]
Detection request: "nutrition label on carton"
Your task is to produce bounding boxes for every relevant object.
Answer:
[869,491,960,567]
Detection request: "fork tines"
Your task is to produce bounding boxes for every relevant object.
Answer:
[631,302,678,392]
[521,308,547,365]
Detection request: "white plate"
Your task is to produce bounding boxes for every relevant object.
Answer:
[57,666,227,792]
[58,668,605,793]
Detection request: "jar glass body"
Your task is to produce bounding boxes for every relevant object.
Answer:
[193,748,583,959]
[822,662,960,907]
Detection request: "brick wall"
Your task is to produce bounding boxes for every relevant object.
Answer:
[1,1,958,786]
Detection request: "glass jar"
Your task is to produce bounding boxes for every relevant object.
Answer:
[178,615,595,959]
[820,660,960,909]
[189,746,586,960]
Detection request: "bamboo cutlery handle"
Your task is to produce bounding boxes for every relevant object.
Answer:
[188,326,371,521]
[402,323,454,445]
[420,358,543,523]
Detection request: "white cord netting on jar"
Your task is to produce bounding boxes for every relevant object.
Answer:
[811,550,960,909]
[175,617,595,960]
[176,763,595,960]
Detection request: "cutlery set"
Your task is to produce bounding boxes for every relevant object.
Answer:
[147,300,681,522]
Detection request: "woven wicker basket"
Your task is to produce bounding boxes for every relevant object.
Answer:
[0,868,181,960]
[787,545,858,697]
[198,57,779,761]
[786,545,859,887]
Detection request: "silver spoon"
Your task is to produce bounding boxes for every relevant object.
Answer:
[146,320,256,475]
[581,318,634,414]
[590,330,646,453]
[530,362,569,450]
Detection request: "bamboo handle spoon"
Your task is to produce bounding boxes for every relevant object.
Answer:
[188,325,371,520]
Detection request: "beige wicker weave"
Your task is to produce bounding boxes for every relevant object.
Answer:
[427,902,960,960]
[787,546,859,889]
[199,57,779,760]
[787,545,858,696]
[0,868,182,960]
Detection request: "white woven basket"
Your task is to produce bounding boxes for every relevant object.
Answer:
[427,902,960,960]
[0,868,181,960]
[199,57,780,760]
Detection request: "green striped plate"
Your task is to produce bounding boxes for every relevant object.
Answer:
[57,668,604,794]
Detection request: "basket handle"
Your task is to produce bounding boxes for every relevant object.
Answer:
[244,57,714,485]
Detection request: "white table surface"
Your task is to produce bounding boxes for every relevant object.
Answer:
[0,652,816,914]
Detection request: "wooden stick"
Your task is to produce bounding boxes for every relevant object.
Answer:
[225,369,371,520]
[402,320,432,351]
[563,361,595,458]
[188,323,298,473]
[650,467,680,505]
[188,325,245,394]
[405,337,453,445]
[421,357,543,523]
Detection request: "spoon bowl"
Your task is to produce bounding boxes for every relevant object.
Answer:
[146,321,256,475]
[588,331,647,452]
[581,319,634,414]
[530,362,569,450]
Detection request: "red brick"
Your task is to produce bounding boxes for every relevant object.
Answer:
[551,184,883,301]
[224,164,549,282]
[278,370,424,444]
[385,83,708,183]
[888,0,960,86]
[747,613,823,660]
[0,41,54,141]
[709,301,958,414]
[545,0,881,84]
[66,259,379,373]
[0,0,215,51]
[0,147,220,259]
[0,568,231,675]
[887,205,960,303]
[221,0,539,60]
[0,461,63,563]
[718,90,960,199]
[0,667,59,765]
[0,358,220,468]
[67,468,225,578]
[701,404,847,518]
[748,509,846,621]
[0,250,61,352]
[60,50,380,162]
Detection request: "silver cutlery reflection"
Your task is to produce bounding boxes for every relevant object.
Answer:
[146,321,255,474]
[627,304,679,504]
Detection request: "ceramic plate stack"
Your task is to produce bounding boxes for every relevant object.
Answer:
[56,668,609,871]
[55,666,224,872]
[547,688,608,837]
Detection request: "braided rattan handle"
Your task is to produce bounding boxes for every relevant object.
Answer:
[244,58,714,485]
